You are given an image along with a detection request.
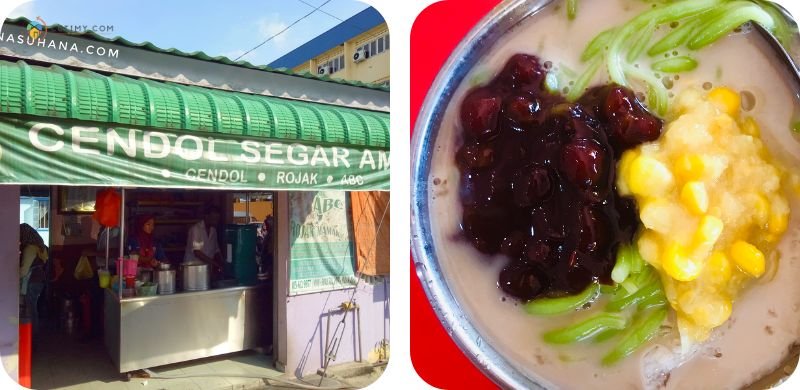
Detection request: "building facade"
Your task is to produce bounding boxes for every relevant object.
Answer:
[0,15,389,384]
[269,7,389,86]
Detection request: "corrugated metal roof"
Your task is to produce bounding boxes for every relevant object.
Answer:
[2,16,389,92]
[268,7,385,69]
[0,59,389,148]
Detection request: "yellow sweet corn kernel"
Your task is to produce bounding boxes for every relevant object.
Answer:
[638,231,661,267]
[681,182,709,215]
[680,291,732,329]
[767,211,789,236]
[753,194,770,227]
[741,117,761,137]
[730,240,766,277]
[711,115,736,136]
[708,87,741,116]
[662,242,703,282]
[693,215,724,255]
[617,150,639,195]
[706,251,732,286]
[640,199,677,234]
[673,153,705,183]
[702,298,732,329]
[629,155,675,198]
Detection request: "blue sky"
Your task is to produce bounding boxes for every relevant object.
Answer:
[8,0,371,65]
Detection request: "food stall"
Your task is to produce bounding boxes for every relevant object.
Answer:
[100,189,273,373]
[0,19,390,378]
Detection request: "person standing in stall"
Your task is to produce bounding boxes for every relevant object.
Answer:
[129,215,167,268]
[184,206,224,275]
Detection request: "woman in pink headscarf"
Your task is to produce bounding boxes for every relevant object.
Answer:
[128,215,166,268]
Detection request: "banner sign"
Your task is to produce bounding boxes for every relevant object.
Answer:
[289,191,357,295]
[0,116,389,191]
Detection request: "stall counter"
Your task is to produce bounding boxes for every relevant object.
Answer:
[103,284,269,373]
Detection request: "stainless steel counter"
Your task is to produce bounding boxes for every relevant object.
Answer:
[104,284,269,373]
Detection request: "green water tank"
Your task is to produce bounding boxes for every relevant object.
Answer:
[224,224,258,285]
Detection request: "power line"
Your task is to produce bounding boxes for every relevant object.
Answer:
[295,0,344,22]
[233,0,333,61]
[294,0,380,36]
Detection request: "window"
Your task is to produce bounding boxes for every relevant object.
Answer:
[20,193,50,244]
[20,197,49,229]
[358,33,390,61]
[318,54,345,74]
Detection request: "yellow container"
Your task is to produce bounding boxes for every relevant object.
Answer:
[98,269,111,288]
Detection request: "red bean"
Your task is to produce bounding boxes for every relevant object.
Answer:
[456,54,660,301]
[460,87,502,140]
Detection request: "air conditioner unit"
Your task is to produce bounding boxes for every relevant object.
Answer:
[353,47,369,63]
[318,65,331,75]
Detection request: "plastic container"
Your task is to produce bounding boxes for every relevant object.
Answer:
[98,269,111,288]
[224,224,258,285]
[124,276,136,289]
[136,283,158,297]
[116,258,138,277]
[110,275,120,293]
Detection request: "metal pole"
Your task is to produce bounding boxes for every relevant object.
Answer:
[246,193,251,223]
[105,223,110,271]
[118,188,126,296]
[325,308,332,359]
[356,305,362,363]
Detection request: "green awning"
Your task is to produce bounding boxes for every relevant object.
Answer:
[0,60,390,191]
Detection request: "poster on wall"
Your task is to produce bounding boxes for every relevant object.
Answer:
[289,191,357,295]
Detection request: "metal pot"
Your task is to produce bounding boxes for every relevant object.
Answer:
[181,262,209,291]
[138,267,154,283]
[156,269,176,294]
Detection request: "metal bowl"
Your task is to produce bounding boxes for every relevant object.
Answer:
[411,1,800,388]
[411,1,555,388]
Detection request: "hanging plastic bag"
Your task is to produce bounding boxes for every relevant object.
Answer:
[74,255,94,280]
[93,188,121,227]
